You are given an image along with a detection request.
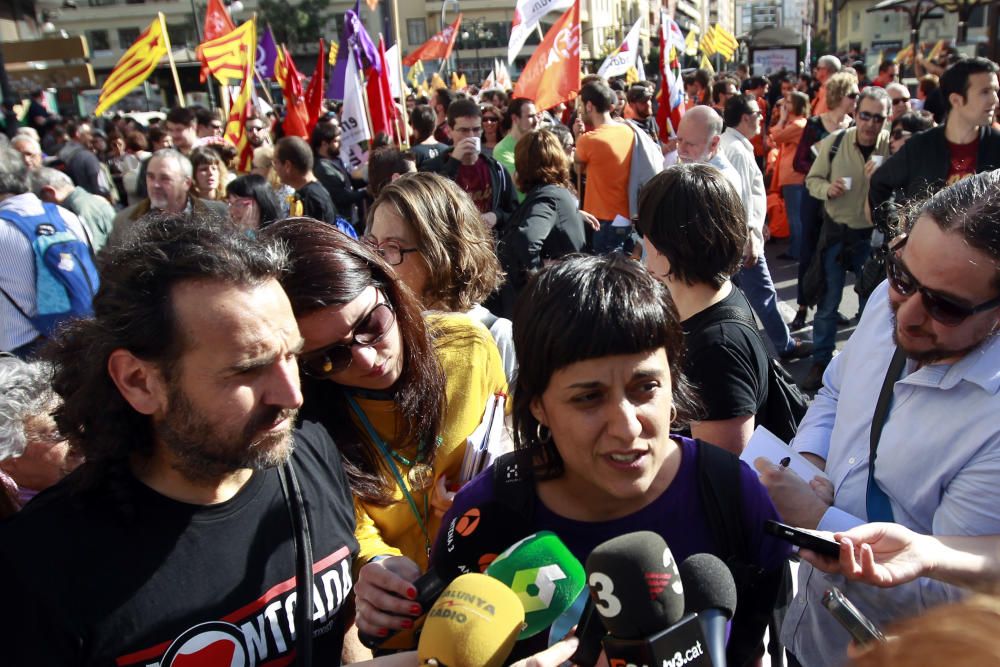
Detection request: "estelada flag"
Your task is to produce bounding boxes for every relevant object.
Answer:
[197,18,256,83]
[512,0,580,112]
[95,14,169,116]
[402,15,462,67]
[226,58,256,173]
[198,0,235,82]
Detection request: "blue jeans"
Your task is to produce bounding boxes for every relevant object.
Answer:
[796,192,824,306]
[736,254,794,354]
[781,184,805,260]
[813,231,873,365]
[593,219,636,255]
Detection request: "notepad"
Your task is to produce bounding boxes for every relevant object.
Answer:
[740,425,830,481]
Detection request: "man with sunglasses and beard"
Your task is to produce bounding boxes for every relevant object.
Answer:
[801,86,892,391]
[0,216,374,666]
[754,170,1000,667]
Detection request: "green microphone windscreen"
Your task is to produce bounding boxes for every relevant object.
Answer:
[485,531,586,639]
[417,573,525,667]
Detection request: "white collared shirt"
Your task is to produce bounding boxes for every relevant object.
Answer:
[719,127,766,256]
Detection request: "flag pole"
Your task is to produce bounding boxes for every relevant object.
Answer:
[389,0,410,148]
[253,69,275,105]
[158,12,186,107]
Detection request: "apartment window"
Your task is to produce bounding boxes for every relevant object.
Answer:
[407,19,427,46]
[117,27,140,49]
[87,30,111,52]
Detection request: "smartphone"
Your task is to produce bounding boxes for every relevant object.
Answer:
[764,520,840,558]
[822,587,886,646]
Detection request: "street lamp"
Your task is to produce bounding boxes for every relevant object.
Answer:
[461,18,494,83]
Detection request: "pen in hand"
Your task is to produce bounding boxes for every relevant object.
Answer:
[779,456,791,469]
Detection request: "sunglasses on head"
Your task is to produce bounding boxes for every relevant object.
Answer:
[886,235,1000,326]
[301,294,396,377]
[858,110,887,124]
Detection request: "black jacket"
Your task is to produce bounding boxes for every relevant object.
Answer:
[869,125,1000,233]
[315,156,366,226]
[419,148,517,232]
[494,184,584,317]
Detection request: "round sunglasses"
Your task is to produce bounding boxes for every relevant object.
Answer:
[301,297,396,377]
[886,235,1000,326]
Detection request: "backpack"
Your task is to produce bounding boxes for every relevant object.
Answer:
[624,119,665,219]
[0,203,99,339]
[492,443,787,666]
[697,303,810,443]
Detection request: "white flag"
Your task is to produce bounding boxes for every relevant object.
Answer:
[597,18,643,79]
[385,44,402,99]
[508,0,575,64]
[340,52,373,171]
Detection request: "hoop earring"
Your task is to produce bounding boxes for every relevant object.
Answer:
[670,405,678,423]
[536,423,552,444]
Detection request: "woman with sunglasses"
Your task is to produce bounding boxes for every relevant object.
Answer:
[366,172,516,381]
[790,70,860,331]
[479,103,504,158]
[261,217,506,575]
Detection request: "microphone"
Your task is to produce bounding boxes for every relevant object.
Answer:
[586,531,713,667]
[363,501,526,649]
[416,573,525,667]
[678,554,737,667]
[485,531,587,639]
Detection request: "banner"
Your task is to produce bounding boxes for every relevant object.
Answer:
[402,15,462,67]
[597,17,642,80]
[508,0,574,64]
[512,0,580,112]
[340,51,373,170]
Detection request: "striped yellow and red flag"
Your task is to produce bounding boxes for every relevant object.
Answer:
[226,58,255,173]
[197,17,256,83]
[95,14,169,116]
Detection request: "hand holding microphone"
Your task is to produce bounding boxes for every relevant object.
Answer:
[355,556,423,637]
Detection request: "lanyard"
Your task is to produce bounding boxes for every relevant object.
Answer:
[345,394,432,559]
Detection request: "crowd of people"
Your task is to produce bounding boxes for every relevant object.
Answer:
[1,46,1000,667]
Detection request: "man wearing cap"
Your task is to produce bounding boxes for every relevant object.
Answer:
[626,84,660,145]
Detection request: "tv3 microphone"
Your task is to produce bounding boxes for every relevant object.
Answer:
[586,531,713,667]
[361,501,526,649]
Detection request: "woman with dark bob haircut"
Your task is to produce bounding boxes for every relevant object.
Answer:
[258,218,507,618]
[226,174,282,230]
[637,163,770,455]
[494,129,586,317]
[363,254,790,664]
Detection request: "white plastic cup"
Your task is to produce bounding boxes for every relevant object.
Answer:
[469,136,481,153]
[842,176,853,190]
[870,155,884,168]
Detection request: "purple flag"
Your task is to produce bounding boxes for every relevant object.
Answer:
[327,0,380,100]
[256,25,280,79]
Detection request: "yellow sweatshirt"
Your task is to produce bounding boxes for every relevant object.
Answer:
[353,312,508,570]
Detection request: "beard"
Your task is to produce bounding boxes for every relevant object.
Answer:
[156,383,298,483]
[890,308,995,365]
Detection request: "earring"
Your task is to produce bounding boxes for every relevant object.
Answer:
[536,423,552,444]
[670,405,678,423]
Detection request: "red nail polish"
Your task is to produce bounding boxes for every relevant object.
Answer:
[401,619,414,629]
[378,628,389,637]
[410,604,422,615]
[406,587,418,600]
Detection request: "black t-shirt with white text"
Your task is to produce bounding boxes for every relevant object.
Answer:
[0,421,358,667]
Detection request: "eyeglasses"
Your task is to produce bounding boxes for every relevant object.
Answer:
[227,196,255,207]
[364,235,419,266]
[891,97,910,106]
[300,299,396,377]
[482,117,499,124]
[886,235,1000,326]
[891,129,912,141]
[846,92,860,99]
[857,111,887,124]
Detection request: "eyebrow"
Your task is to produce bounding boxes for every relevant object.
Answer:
[229,337,306,373]
[565,369,665,389]
[898,255,977,306]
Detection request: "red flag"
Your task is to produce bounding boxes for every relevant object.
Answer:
[276,45,309,138]
[402,15,462,67]
[198,0,235,83]
[304,39,326,133]
[366,35,399,143]
[512,0,580,112]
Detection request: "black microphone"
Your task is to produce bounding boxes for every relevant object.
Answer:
[568,594,607,667]
[678,554,738,667]
[361,501,526,649]
[585,531,713,667]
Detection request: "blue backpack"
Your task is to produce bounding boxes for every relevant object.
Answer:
[0,203,99,338]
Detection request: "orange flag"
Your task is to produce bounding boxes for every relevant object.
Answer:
[304,39,326,133]
[276,45,309,138]
[512,0,580,111]
[198,0,235,83]
[402,15,462,67]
